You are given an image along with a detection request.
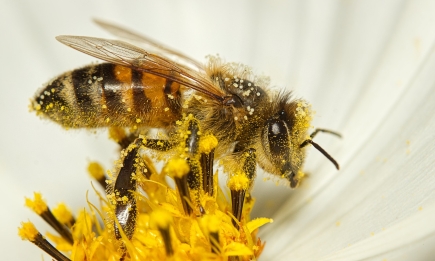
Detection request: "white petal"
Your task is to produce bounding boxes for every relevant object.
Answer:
[261,1,435,260]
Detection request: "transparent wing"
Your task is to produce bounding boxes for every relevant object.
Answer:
[56,35,226,101]
[93,19,205,71]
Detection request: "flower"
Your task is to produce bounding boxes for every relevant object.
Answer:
[2,1,435,260]
[19,111,278,260]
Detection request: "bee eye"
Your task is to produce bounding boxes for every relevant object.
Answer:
[264,119,290,164]
[267,119,289,149]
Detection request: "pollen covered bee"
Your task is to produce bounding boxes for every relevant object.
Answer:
[32,20,340,240]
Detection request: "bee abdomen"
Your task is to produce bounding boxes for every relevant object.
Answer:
[33,63,182,128]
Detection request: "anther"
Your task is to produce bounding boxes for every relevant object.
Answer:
[199,135,218,196]
[52,203,75,228]
[150,210,174,257]
[228,148,256,229]
[200,215,221,253]
[18,222,71,261]
[228,174,250,229]
[87,161,108,190]
[25,192,73,244]
[164,158,193,215]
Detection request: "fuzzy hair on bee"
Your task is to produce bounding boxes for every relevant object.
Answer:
[31,20,340,244]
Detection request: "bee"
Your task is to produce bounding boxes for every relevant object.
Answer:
[32,20,340,238]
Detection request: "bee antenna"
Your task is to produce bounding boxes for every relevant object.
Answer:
[300,139,340,170]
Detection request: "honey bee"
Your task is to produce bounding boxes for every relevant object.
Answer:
[32,20,340,238]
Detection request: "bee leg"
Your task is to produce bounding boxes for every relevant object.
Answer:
[109,127,175,151]
[229,148,256,228]
[108,127,136,149]
[112,138,143,240]
[118,133,137,149]
[142,139,174,151]
[182,119,201,215]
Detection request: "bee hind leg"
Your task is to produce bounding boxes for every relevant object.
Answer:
[112,138,144,240]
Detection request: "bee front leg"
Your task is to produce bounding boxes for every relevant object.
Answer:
[229,148,256,228]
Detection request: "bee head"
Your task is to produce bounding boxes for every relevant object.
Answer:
[260,95,312,188]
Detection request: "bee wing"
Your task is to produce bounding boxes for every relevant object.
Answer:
[56,35,226,101]
[93,19,204,71]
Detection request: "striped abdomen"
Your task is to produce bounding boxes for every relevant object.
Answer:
[33,63,182,129]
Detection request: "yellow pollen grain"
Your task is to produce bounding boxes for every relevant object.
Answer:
[106,117,110,123]
[199,135,218,154]
[25,192,48,214]
[18,222,39,241]
[102,104,107,109]
[108,127,126,143]
[136,118,141,123]
[150,209,173,230]
[164,158,190,178]
[228,172,250,191]
[52,203,73,224]
[127,108,131,112]
[87,162,105,180]
[200,215,220,233]
[164,107,169,112]
[296,170,305,180]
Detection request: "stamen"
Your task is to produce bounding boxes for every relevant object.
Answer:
[108,127,134,149]
[200,215,221,253]
[25,192,73,244]
[150,210,174,256]
[164,158,193,215]
[199,134,218,195]
[228,173,250,228]
[87,161,108,190]
[52,203,75,228]
[228,148,256,229]
[18,222,71,261]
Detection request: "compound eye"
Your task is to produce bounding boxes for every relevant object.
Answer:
[265,119,290,166]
